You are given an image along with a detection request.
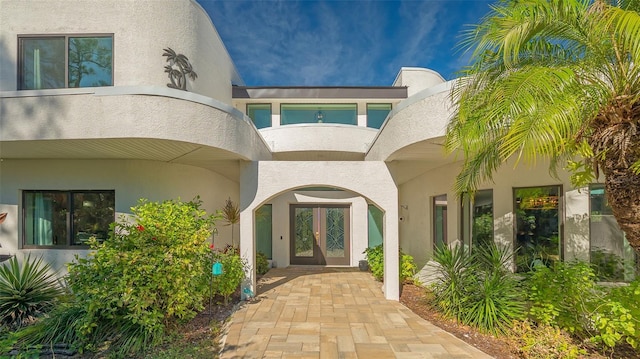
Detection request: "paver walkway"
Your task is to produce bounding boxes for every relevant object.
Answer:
[220,267,493,359]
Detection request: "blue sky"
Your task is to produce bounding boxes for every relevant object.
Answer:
[197,0,495,86]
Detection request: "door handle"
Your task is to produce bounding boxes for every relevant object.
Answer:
[315,231,320,241]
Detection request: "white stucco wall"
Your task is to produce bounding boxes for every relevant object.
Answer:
[0,0,241,102]
[0,159,239,273]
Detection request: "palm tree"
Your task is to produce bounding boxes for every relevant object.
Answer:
[445,0,640,254]
[220,198,240,248]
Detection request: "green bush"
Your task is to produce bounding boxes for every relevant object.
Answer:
[525,261,598,336]
[0,255,64,329]
[524,262,640,353]
[430,245,476,323]
[364,245,384,281]
[24,197,221,356]
[430,244,524,335]
[256,252,270,276]
[212,251,246,304]
[590,279,640,350]
[465,244,524,334]
[363,244,416,283]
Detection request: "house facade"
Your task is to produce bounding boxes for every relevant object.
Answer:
[0,0,635,301]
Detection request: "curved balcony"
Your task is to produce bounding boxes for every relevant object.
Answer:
[0,86,272,178]
[366,81,457,184]
[259,124,377,160]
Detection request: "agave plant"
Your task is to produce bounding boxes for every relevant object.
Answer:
[0,255,64,329]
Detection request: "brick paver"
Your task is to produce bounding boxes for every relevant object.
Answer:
[220,267,492,358]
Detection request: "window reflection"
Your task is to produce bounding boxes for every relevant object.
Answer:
[514,186,561,272]
[461,190,494,251]
[433,194,448,249]
[19,35,113,90]
[590,184,636,281]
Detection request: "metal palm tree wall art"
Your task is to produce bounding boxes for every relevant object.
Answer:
[162,47,197,91]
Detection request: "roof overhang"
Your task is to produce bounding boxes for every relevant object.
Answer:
[232,86,407,99]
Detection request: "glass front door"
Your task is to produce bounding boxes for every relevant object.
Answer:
[290,205,350,265]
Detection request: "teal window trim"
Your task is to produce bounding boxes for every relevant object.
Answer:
[366,103,392,129]
[247,103,272,129]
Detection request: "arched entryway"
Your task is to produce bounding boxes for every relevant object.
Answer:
[239,161,400,300]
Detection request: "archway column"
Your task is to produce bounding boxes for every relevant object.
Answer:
[239,161,399,300]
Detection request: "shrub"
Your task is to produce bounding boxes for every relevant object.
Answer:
[430,244,524,335]
[363,244,416,282]
[212,251,246,304]
[590,279,640,350]
[525,262,640,353]
[401,253,417,283]
[0,255,64,329]
[256,252,270,276]
[525,261,598,336]
[45,197,219,356]
[430,244,476,323]
[465,244,524,335]
[364,245,384,281]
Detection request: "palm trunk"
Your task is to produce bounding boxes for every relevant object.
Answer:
[602,153,640,256]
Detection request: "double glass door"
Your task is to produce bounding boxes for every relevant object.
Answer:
[290,205,350,265]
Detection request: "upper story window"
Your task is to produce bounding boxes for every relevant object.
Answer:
[281,104,357,125]
[367,103,392,129]
[23,190,115,248]
[19,35,113,90]
[247,104,272,129]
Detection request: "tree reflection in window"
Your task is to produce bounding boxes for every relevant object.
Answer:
[514,186,561,272]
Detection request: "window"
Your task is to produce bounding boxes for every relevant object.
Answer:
[433,194,448,249]
[367,204,384,248]
[280,104,357,125]
[367,103,392,129]
[19,35,113,90]
[255,204,272,259]
[247,104,272,129]
[589,184,636,281]
[461,190,494,251]
[23,190,115,247]
[514,186,561,272]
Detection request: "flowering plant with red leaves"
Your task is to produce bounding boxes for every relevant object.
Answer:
[136,224,144,232]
